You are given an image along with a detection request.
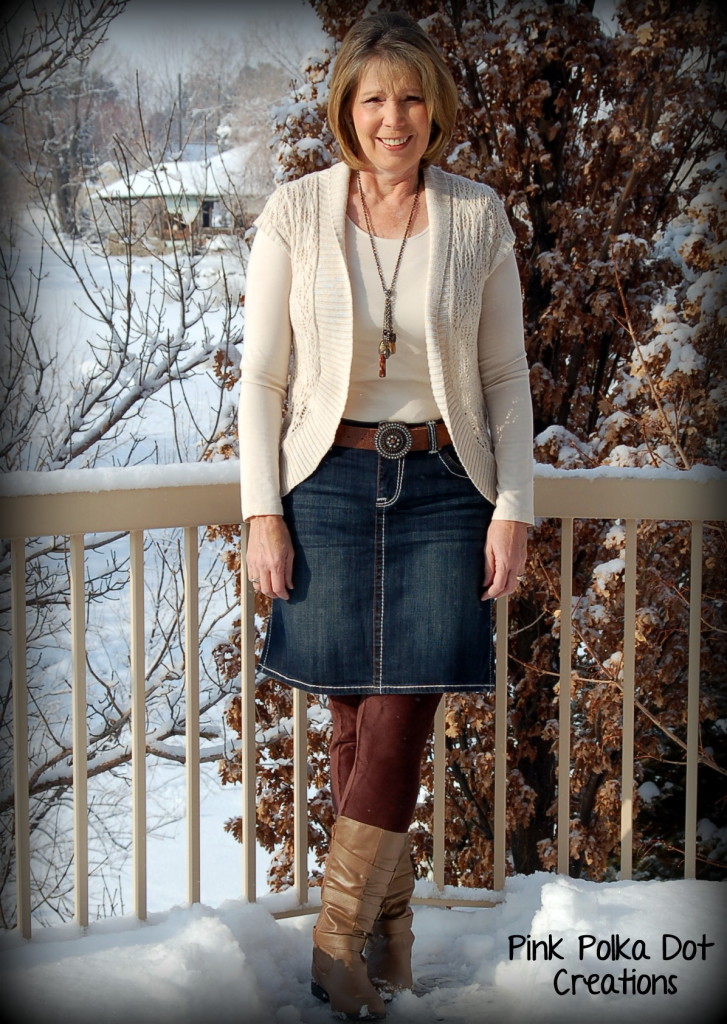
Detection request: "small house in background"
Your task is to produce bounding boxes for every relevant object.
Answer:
[95,145,269,248]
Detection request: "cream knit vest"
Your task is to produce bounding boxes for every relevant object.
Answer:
[253,160,529,518]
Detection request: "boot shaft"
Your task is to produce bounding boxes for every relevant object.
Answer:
[312,816,409,1019]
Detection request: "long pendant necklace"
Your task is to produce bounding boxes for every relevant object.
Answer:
[357,170,422,378]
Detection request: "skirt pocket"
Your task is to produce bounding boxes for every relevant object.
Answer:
[437,444,470,479]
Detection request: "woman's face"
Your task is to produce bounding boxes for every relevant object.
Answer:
[350,58,431,177]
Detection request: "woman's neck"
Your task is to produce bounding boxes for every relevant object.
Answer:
[355,167,421,204]
[348,166,428,239]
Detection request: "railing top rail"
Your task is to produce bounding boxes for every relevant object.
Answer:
[534,465,726,521]
[0,462,725,538]
[0,461,242,537]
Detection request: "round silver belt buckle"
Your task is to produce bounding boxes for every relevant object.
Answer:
[374,422,413,459]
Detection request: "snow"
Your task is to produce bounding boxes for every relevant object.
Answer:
[0,459,240,497]
[532,462,726,483]
[592,558,626,585]
[1,873,723,1024]
[637,781,660,804]
[696,819,718,843]
[95,145,261,202]
[3,461,724,499]
[604,523,626,549]
[687,267,727,317]
[635,326,704,379]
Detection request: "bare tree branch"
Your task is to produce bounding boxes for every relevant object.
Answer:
[0,0,130,121]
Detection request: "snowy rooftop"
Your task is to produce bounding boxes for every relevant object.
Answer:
[95,145,256,202]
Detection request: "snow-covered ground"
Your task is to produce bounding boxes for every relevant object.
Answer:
[1,872,723,1024]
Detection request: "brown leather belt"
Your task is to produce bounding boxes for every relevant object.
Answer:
[333,420,451,460]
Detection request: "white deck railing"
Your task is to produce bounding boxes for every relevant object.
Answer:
[1,462,725,938]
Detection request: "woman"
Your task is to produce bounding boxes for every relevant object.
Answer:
[239,12,533,1021]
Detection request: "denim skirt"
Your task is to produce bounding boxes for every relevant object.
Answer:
[257,439,495,695]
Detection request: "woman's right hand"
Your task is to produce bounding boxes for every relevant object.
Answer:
[246,515,295,600]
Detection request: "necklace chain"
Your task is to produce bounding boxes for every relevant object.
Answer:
[356,171,422,378]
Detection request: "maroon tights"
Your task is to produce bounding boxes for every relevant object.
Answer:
[328,693,442,834]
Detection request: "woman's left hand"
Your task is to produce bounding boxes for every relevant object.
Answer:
[482,520,529,600]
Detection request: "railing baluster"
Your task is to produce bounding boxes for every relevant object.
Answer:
[184,527,201,905]
[11,538,31,939]
[684,520,703,879]
[493,596,508,891]
[240,525,257,902]
[557,518,574,875]
[432,698,446,890]
[620,518,637,880]
[129,529,147,919]
[70,534,88,927]
[293,687,308,906]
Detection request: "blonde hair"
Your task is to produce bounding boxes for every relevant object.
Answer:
[327,12,459,170]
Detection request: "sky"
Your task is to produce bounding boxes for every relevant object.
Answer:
[105,0,325,70]
[107,0,321,40]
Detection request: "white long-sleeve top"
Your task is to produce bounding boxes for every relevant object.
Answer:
[343,218,438,423]
[239,161,534,524]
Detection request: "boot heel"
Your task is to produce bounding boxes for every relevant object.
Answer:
[311,978,330,1003]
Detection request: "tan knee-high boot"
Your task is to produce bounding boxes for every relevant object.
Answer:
[311,815,408,1021]
[365,840,415,996]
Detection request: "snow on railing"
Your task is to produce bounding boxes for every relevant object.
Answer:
[1,462,725,938]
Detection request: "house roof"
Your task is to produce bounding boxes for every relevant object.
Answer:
[95,146,253,202]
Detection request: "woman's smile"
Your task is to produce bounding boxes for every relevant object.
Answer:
[378,135,413,149]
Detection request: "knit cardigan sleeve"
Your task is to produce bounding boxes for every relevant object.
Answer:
[477,249,534,523]
[238,223,293,520]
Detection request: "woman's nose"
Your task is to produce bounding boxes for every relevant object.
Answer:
[382,99,406,126]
